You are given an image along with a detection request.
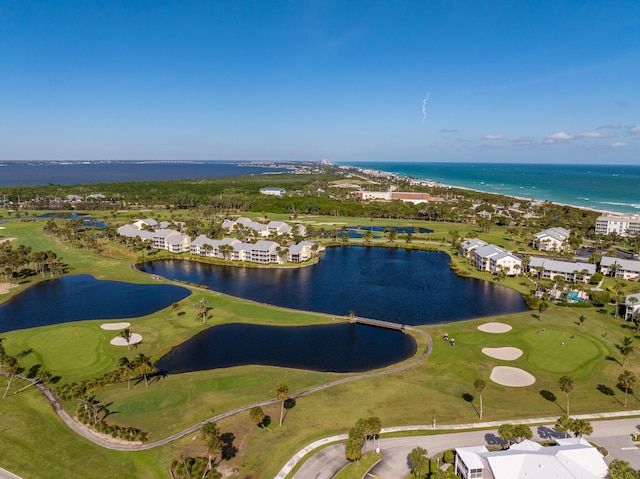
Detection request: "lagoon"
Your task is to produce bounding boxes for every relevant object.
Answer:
[155,322,417,374]
[0,275,191,333]
[140,247,527,325]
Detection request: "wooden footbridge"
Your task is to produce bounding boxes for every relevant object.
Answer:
[348,315,406,332]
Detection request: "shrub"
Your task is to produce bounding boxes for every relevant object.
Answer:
[589,272,603,284]
[443,449,455,464]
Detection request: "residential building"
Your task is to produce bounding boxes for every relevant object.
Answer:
[625,294,640,321]
[352,190,443,204]
[222,217,306,238]
[595,214,640,237]
[528,257,596,283]
[117,223,191,253]
[600,256,640,281]
[533,227,570,251]
[190,235,318,264]
[455,438,608,479]
[458,238,488,258]
[259,187,286,197]
[473,244,522,275]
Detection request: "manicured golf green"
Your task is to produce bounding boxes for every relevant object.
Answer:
[1,214,640,479]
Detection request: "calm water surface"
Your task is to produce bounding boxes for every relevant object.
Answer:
[0,275,191,333]
[156,323,417,374]
[140,247,527,325]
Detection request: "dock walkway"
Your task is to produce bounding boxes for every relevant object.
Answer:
[349,316,405,331]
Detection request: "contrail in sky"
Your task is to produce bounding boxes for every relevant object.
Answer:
[422,92,430,124]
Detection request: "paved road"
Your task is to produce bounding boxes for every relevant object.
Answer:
[0,327,433,451]
[0,467,22,479]
[291,417,640,479]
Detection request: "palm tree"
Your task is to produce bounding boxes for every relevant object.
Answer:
[133,353,154,387]
[474,379,486,420]
[17,369,51,393]
[1,355,19,399]
[618,370,636,407]
[558,376,575,415]
[555,414,572,438]
[409,447,429,477]
[119,328,133,351]
[118,357,133,389]
[570,418,593,437]
[201,422,222,475]
[249,406,266,429]
[618,337,634,368]
[275,384,289,426]
[538,301,548,320]
[193,298,209,324]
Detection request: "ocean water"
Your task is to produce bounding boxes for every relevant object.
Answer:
[341,162,640,214]
[0,160,286,187]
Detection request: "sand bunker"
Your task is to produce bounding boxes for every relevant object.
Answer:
[0,237,17,244]
[478,322,512,334]
[490,366,535,387]
[0,282,17,295]
[482,347,523,360]
[110,333,143,347]
[101,322,131,331]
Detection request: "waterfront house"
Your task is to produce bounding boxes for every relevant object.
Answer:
[473,244,522,276]
[528,257,595,283]
[458,238,488,259]
[532,227,570,251]
[117,222,191,253]
[599,256,640,281]
[455,438,608,479]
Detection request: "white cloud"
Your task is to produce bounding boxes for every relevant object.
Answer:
[482,134,503,140]
[545,132,574,143]
[598,122,622,129]
[628,125,640,134]
[576,131,614,139]
[508,136,534,143]
[611,142,628,148]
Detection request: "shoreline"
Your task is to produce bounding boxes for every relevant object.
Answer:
[346,164,626,216]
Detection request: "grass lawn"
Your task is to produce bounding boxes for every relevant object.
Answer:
[2,215,640,478]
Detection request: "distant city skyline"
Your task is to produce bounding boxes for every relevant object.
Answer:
[2,1,638,164]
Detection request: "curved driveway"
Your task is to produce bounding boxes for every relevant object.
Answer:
[286,415,640,479]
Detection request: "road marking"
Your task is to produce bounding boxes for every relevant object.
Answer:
[621,447,638,450]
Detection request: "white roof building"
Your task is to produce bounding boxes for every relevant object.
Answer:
[528,257,596,283]
[473,244,522,276]
[533,227,571,251]
[459,238,488,258]
[600,256,640,281]
[455,438,608,479]
[595,214,640,237]
[223,217,306,238]
[625,294,640,321]
[259,187,286,196]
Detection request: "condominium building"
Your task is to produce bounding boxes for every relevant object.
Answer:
[595,214,640,237]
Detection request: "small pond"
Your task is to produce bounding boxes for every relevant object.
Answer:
[0,275,191,333]
[155,322,417,374]
[140,247,527,325]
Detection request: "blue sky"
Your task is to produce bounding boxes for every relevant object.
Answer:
[1,1,638,164]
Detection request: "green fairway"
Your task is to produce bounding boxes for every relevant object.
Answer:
[2,214,640,479]
[519,326,605,376]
